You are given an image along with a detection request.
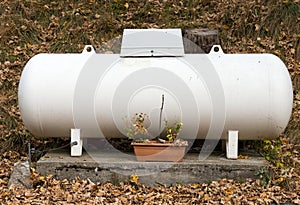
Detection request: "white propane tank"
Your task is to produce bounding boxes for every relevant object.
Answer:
[18,29,293,155]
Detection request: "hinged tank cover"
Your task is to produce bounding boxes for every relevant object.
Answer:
[120,29,184,57]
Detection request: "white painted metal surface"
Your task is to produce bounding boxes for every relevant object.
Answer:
[18,30,293,143]
[226,130,239,159]
[120,29,184,57]
[71,129,82,156]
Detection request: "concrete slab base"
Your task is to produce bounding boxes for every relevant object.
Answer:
[36,149,270,186]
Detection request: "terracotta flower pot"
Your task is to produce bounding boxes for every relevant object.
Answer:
[131,141,188,162]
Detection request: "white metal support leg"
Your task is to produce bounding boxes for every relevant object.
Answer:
[226,130,238,159]
[71,129,83,156]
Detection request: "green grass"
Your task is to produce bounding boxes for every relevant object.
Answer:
[262,1,300,38]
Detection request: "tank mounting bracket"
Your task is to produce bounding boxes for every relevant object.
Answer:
[71,129,83,156]
[226,130,239,159]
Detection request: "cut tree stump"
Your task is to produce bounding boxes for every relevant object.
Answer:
[183,28,220,53]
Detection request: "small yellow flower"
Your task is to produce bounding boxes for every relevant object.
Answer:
[130,174,139,184]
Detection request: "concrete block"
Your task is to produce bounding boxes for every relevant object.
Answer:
[37,150,270,186]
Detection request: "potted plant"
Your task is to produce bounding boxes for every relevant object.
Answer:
[125,112,188,162]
